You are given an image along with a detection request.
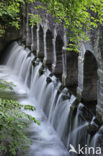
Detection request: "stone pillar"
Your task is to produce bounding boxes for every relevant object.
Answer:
[52,28,57,72]
[77,55,84,98]
[26,5,31,47]
[96,69,103,119]
[31,25,34,51]
[62,47,67,86]
[36,23,40,56]
[77,42,86,98]
[43,28,47,65]
[43,20,48,65]
[22,4,26,42]
[62,28,67,86]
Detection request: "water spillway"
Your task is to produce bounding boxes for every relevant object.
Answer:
[0,42,103,156]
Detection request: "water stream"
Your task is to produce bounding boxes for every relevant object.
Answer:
[0,42,103,156]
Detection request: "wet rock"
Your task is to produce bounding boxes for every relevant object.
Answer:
[32,59,36,66]
[27,52,32,57]
[26,45,31,49]
[70,96,78,112]
[49,73,54,77]
[62,95,69,101]
[34,58,40,66]
[22,41,26,45]
[58,85,65,94]
[78,103,93,122]
[32,57,38,66]
[39,65,44,76]
[92,116,101,127]
[62,89,70,100]
[70,104,77,112]
[87,123,99,136]
[46,77,52,84]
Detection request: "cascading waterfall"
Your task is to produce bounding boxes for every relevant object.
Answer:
[0,41,103,156]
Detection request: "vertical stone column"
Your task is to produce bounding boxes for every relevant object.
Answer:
[26,5,31,47]
[52,28,57,72]
[62,47,67,86]
[43,28,47,65]
[77,55,84,98]
[62,28,67,86]
[77,42,86,98]
[43,20,48,65]
[22,4,26,42]
[36,23,40,56]
[96,69,103,119]
[31,25,34,51]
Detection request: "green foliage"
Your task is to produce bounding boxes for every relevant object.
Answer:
[0,99,25,155]
[29,13,42,26]
[0,25,5,37]
[0,80,16,91]
[0,0,35,37]
[33,0,103,52]
[0,0,103,51]
[0,81,40,156]
[24,104,36,111]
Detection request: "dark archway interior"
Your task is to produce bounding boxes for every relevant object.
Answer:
[66,51,78,95]
[39,26,44,60]
[46,29,53,70]
[82,51,98,113]
[55,35,64,80]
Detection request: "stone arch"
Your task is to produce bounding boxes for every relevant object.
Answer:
[39,25,44,60]
[66,51,78,94]
[82,50,98,109]
[46,29,53,70]
[55,34,64,80]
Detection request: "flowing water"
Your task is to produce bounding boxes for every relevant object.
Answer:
[0,42,103,156]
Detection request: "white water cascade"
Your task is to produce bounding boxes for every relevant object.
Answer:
[0,42,103,156]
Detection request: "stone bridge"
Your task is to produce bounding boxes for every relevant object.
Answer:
[0,3,103,120]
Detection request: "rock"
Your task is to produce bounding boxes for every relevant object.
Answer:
[27,52,32,57]
[46,77,52,84]
[87,123,99,136]
[34,58,40,66]
[58,85,65,94]
[39,65,44,75]
[78,103,93,122]
[49,73,54,77]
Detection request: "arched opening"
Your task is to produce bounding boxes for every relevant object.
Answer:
[33,25,37,52]
[39,26,44,60]
[46,29,53,70]
[66,51,78,95]
[55,35,64,80]
[82,51,98,112]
